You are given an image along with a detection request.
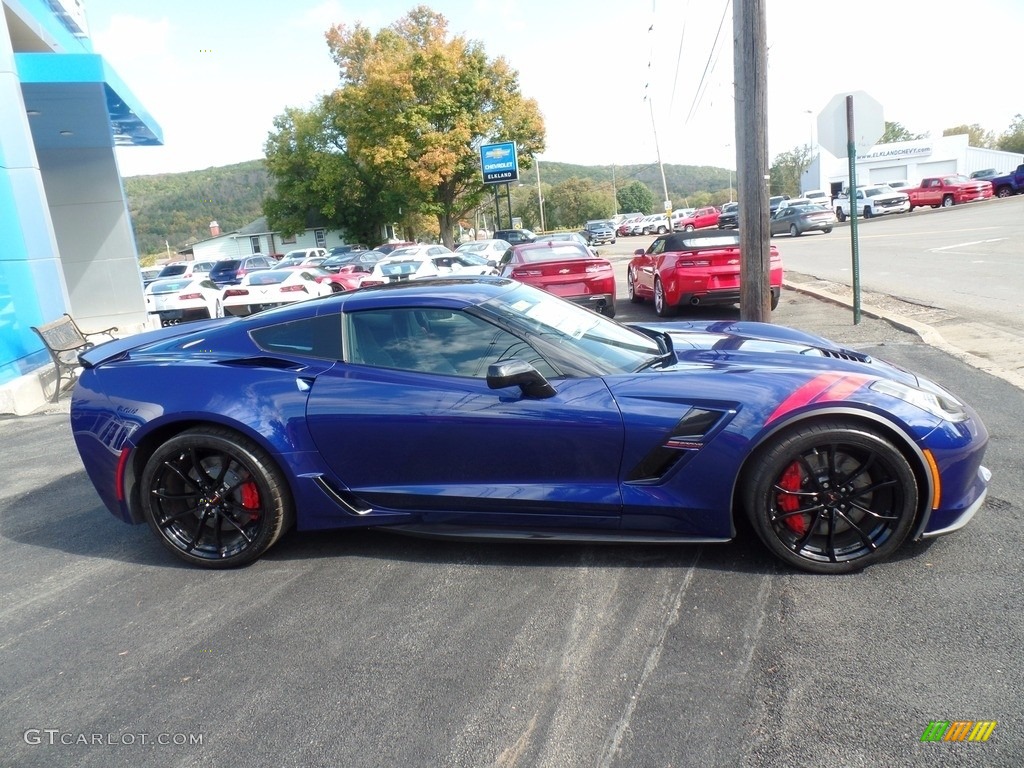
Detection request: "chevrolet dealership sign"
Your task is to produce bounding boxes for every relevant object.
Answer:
[480,141,519,184]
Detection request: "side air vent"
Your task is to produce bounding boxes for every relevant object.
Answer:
[627,407,726,482]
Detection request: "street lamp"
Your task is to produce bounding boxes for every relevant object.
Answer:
[534,157,545,232]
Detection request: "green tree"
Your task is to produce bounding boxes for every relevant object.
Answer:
[769,146,813,197]
[943,124,996,148]
[617,181,655,214]
[880,121,927,143]
[318,6,545,247]
[997,114,1024,154]
[546,177,608,229]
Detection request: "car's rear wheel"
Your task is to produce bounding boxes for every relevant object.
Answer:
[627,267,643,303]
[601,301,616,318]
[822,227,833,234]
[654,277,676,317]
[684,224,695,232]
[743,420,918,574]
[657,226,667,234]
[140,427,294,568]
[996,187,1012,198]
[941,195,954,208]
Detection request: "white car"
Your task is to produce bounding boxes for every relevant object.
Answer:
[222,268,333,316]
[803,189,832,209]
[455,239,510,264]
[155,260,217,280]
[359,253,449,287]
[145,277,224,326]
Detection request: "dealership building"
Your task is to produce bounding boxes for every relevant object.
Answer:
[804,133,1023,198]
[1,0,160,413]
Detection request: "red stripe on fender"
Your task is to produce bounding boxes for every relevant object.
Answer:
[766,373,872,424]
[115,446,131,502]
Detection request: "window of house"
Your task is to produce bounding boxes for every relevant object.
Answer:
[249,236,262,254]
[314,229,326,248]
[281,233,296,244]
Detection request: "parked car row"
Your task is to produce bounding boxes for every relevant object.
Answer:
[144,245,501,326]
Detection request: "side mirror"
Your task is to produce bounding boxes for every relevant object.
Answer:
[486,360,556,399]
[634,248,645,256]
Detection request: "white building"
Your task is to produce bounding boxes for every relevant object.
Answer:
[803,134,1024,197]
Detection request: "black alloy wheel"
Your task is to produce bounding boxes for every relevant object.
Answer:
[743,420,918,574]
[140,427,294,568]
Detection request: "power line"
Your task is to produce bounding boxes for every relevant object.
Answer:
[684,0,731,125]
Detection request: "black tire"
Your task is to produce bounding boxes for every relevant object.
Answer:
[684,224,695,232]
[836,208,846,222]
[789,224,800,237]
[941,195,954,208]
[654,277,676,317]
[822,227,833,234]
[657,226,668,234]
[140,427,294,568]
[996,187,1012,198]
[601,301,616,318]
[742,420,918,574]
[770,288,780,310]
[863,206,874,219]
[627,267,643,303]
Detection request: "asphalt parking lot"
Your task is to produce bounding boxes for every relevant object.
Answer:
[3,277,1023,767]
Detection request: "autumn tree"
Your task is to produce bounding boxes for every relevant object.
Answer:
[321,6,545,247]
[998,114,1024,154]
[943,124,996,148]
[617,181,655,214]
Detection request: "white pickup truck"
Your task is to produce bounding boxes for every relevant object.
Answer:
[834,185,910,221]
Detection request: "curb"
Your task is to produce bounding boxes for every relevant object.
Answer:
[785,281,1024,392]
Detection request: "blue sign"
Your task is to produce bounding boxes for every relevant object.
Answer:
[480,141,519,184]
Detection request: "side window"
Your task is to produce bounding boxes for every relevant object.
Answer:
[250,315,343,360]
[314,229,327,248]
[647,238,666,256]
[249,236,262,254]
[345,308,554,378]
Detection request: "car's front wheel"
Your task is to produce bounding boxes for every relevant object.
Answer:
[743,420,918,574]
[836,208,846,222]
[941,195,954,208]
[140,427,294,568]
[654,277,676,317]
[790,224,800,237]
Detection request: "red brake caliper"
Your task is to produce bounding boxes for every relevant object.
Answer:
[240,481,261,520]
[777,462,807,535]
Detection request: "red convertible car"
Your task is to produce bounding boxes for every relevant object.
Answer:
[627,231,782,315]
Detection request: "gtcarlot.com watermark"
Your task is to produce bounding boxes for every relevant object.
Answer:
[24,729,203,747]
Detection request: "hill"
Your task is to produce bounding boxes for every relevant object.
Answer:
[123,158,730,257]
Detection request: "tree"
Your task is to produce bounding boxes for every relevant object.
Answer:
[879,121,927,143]
[943,124,996,148]
[769,145,813,197]
[320,6,545,247]
[617,181,655,214]
[545,178,608,229]
[998,114,1024,154]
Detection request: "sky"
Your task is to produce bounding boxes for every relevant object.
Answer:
[82,0,1021,179]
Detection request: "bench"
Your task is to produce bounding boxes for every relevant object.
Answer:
[31,314,118,402]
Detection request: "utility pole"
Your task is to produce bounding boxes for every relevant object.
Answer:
[733,0,771,322]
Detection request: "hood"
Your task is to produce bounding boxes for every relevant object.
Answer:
[632,319,919,386]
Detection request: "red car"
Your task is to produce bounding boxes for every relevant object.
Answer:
[673,205,720,232]
[499,241,616,317]
[627,231,782,316]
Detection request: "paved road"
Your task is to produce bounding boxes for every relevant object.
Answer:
[3,283,1023,766]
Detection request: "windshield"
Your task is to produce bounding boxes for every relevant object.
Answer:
[478,283,660,375]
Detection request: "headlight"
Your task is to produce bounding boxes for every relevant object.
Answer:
[870,378,968,422]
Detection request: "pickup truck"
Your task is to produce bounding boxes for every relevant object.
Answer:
[903,175,993,210]
[673,206,720,231]
[989,164,1024,198]
[833,185,909,221]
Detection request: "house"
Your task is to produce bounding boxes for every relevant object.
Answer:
[178,216,369,262]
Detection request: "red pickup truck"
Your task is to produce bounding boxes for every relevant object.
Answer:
[673,206,720,231]
[904,175,993,210]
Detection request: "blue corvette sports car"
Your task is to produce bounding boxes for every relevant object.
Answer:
[71,277,990,574]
